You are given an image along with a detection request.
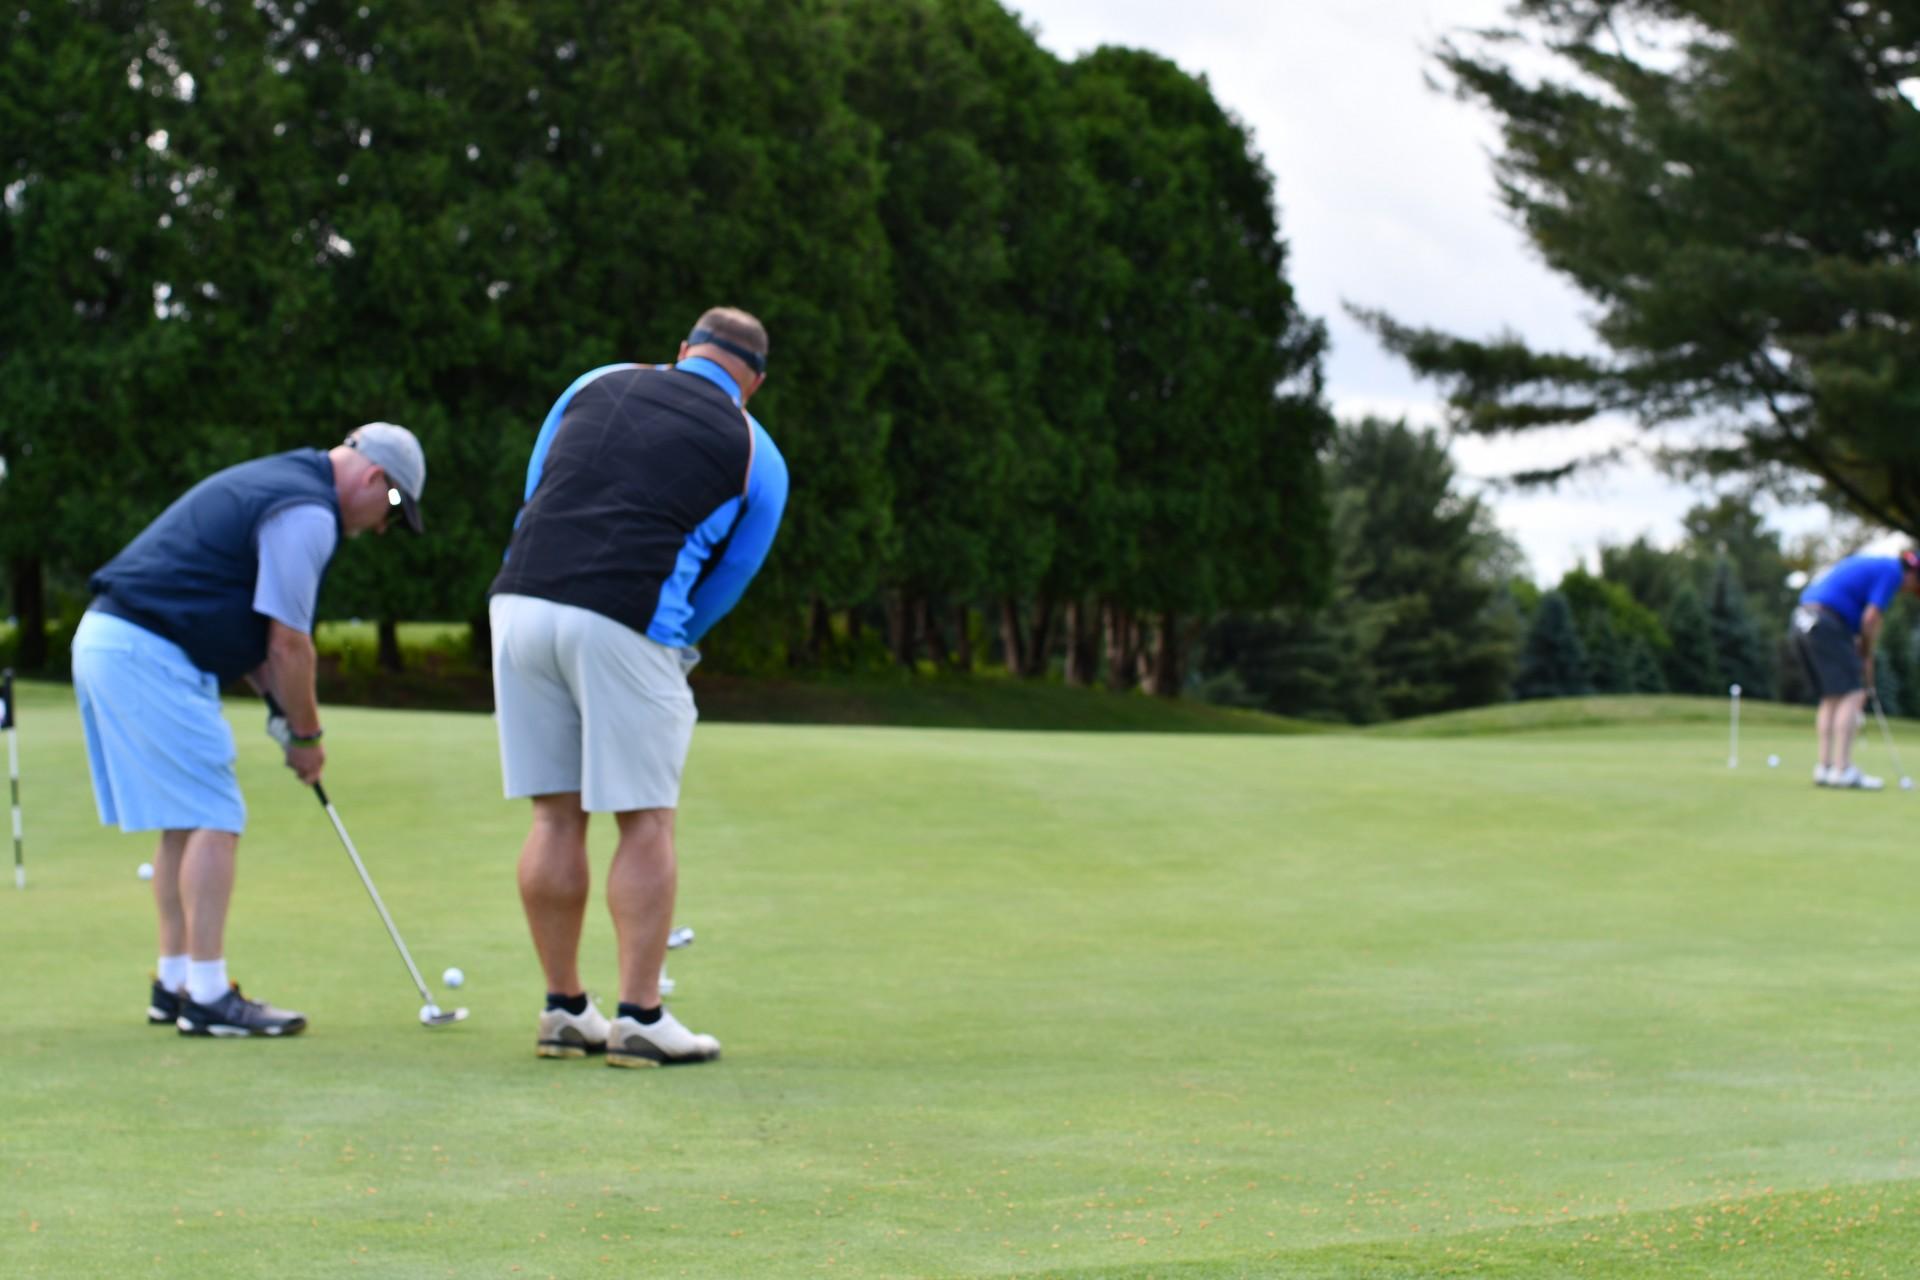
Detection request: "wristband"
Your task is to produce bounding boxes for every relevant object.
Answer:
[290,728,324,747]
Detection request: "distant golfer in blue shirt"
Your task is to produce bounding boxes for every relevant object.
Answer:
[490,306,788,1068]
[1791,550,1920,789]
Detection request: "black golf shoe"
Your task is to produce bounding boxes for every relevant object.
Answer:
[147,979,183,1026]
[176,985,308,1038]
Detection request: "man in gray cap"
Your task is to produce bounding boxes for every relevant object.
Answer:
[73,423,426,1037]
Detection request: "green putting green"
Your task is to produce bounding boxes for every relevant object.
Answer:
[5,682,1919,1277]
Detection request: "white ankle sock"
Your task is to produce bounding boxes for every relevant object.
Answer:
[158,954,190,990]
[187,959,229,1005]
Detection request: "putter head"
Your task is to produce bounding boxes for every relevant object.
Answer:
[667,926,694,950]
[419,1003,469,1028]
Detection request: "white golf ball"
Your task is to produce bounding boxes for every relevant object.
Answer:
[442,967,464,989]
[137,862,154,881]
[1904,777,1916,792]
[1767,755,1780,768]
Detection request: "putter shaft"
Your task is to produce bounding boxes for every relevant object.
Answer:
[1871,689,1910,783]
[313,782,435,1005]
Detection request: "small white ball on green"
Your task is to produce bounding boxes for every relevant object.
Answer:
[137,862,154,881]
[442,967,464,989]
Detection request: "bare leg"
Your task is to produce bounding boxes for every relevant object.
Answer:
[1816,698,1837,770]
[1836,689,1869,771]
[154,830,190,957]
[179,829,239,960]
[518,793,590,995]
[608,808,676,1008]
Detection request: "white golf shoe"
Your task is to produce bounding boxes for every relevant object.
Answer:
[536,998,610,1058]
[606,1009,721,1068]
[1831,765,1885,791]
[1813,764,1833,787]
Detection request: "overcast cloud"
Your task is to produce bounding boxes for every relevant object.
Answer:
[1010,0,1858,580]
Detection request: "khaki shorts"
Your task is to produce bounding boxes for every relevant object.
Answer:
[490,593,698,812]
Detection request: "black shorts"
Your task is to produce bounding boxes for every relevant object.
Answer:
[1791,604,1862,697]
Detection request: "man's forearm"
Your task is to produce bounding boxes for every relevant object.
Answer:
[1860,606,1883,657]
[263,629,322,737]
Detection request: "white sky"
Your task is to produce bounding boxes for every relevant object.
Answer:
[1010,0,1861,582]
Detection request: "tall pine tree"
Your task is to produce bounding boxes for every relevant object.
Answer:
[1514,592,1591,700]
[1663,586,1723,696]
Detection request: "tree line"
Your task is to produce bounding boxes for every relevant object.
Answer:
[1196,419,1920,724]
[1,0,1331,688]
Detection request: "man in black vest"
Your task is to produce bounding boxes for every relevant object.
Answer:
[491,307,789,1067]
[73,424,427,1038]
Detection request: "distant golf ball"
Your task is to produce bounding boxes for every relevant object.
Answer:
[1767,755,1780,768]
[1904,777,1916,792]
[442,967,464,988]
[137,862,154,881]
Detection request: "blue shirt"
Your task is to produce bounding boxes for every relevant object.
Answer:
[515,357,788,648]
[1802,555,1905,633]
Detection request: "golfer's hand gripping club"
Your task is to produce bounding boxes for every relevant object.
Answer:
[263,689,324,784]
[263,690,293,748]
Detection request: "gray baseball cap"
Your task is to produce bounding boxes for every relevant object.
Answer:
[345,422,426,533]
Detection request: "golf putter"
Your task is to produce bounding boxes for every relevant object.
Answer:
[1869,687,1915,791]
[266,690,466,1027]
[312,781,469,1027]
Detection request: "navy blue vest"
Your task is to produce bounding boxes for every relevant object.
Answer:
[90,450,342,680]
[490,367,754,636]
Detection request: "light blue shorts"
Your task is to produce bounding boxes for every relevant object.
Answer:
[72,610,246,834]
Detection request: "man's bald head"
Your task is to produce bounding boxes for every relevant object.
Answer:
[689,308,767,366]
[681,306,770,402]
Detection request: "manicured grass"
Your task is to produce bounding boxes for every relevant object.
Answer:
[689,669,1328,733]
[5,682,1919,1277]
[1370,693,1814,737]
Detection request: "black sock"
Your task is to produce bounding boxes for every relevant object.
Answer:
[546,992,588,1016]
[618,1002,662,1025]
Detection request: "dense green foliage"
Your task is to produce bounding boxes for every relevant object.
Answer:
[1514,590,1591,699]
[0,0,1329,691]
[1357,0,1920,534]
[1196,419,1517,723]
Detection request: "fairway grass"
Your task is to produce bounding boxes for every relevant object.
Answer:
[6,682,1920,1276]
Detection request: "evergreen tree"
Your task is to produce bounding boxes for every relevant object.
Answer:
[1359,1,1920,535]
[1682,498,1797,631]
[0,2,198,666]
[1599,537,1687,618]
[1663,586,1723,696]
[1328,421,1518,717]
[1195,610,1357,723]
[1558,567,1670,664]
[1514,591,1591,700]
[1624,636,1668,694]
[1706,558,1772,699]
[1066,46,1332,692]
[1878,594,1920,716]
[843,0,1069,663]
[1196,419,1519,723]
[1583,612,1627,694]
[152,0,892,663]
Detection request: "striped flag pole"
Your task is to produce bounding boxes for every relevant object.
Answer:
[4,670,20,889]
